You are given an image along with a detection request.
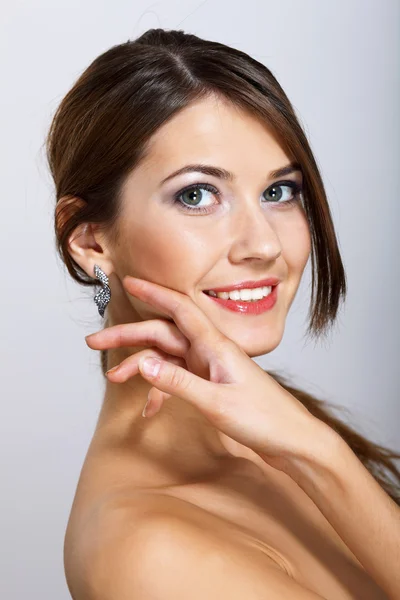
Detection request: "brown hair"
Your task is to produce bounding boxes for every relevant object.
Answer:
[46,28,400,505]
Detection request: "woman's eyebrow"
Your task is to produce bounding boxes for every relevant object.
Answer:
[159,162,302,186]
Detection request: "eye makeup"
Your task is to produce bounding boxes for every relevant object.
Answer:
[172,179,304,214]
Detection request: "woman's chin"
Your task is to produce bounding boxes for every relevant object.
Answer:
[215,327,283,358]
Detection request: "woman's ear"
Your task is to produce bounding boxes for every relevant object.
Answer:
[56,196,138,325]
[55,195,115,279]
[67,221,114,279]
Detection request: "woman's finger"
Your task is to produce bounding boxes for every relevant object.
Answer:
[123,276,227,349]
[144,388,172,418]
[106,347,187,383]
[137,355,225,423]
[86,319,190,358]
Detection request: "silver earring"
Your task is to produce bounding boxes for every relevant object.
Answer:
[93,264,111,317]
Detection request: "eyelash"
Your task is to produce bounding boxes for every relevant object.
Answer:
[173,180,303,214]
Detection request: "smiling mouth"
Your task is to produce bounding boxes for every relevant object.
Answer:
[202,284,277,302]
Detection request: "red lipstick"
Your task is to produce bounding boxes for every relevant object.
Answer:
[203,284,279,315]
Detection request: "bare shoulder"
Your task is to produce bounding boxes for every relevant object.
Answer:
[66,490,325,600]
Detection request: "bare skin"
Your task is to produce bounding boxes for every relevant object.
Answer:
[68,94,311,468]
[64,96,387,599]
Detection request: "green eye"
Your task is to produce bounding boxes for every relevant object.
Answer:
[173,180,303,214]
[174,183,220,214]
[181,187,212,207]
[263,181,302,204]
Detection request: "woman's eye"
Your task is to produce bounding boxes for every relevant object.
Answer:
[263,182,302,204]
[173,180,302,214]
[174,183,219,213]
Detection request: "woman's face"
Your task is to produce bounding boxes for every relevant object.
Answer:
[109,95,311,357]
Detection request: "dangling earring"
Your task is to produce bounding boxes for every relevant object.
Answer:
[93,264,111,317]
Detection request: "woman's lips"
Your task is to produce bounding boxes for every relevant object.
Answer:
[202,284,279,315]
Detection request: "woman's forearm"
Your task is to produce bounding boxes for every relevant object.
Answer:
[261,421,400,600]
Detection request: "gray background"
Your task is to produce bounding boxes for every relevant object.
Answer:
[1,0,399,598]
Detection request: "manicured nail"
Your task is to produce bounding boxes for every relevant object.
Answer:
[140,357,161,377]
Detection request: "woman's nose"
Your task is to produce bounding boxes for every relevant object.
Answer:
[228,201,282,263]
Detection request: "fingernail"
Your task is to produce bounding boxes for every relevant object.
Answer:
[140,358,161,377]
[142,399,151,418]
[106,365,120,375]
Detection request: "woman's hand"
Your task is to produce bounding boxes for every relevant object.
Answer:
[85,275,327,471]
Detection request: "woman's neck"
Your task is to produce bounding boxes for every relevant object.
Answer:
[94,345,265,484]
[95,364,233,479]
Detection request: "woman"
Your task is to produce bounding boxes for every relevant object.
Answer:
[47,28,400,599]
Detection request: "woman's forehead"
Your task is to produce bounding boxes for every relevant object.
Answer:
[138,101,290,183]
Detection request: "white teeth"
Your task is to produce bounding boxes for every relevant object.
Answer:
[206,286,272,302]
[229,290,241,301]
